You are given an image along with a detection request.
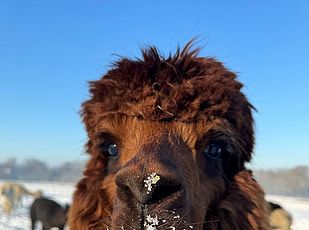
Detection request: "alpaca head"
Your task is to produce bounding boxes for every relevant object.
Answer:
[69,42,268,230]
[33,190,43,198]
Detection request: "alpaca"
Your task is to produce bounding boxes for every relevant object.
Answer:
[0,182,42,215]
[68,41,270,229]
[30,197,69,230]
[268,202,292,230]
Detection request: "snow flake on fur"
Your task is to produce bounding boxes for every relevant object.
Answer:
[144,172,161,194]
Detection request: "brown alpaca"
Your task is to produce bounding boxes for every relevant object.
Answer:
[0,182,42,215]
[69,41,270,229]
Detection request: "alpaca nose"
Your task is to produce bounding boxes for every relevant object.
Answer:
[115,165,183,205]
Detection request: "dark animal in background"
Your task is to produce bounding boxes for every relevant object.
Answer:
[69,41,270,229]
[268,202,293,230]
[30,197,69,230]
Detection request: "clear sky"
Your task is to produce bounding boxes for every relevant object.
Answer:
[0,0,308,168]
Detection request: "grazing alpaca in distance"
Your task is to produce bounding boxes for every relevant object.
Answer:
[69,41,270,229]
[30,197,69,230]
[0,182,42,215]
[268,202,293,230]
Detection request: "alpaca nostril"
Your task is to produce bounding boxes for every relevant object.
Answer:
[148,183,183,204]
[143,172,183,203]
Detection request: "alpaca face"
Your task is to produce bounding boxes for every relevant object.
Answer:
[69,43,269,230]
[95,117,235,229]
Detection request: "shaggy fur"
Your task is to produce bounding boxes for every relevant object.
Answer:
[69,41,270,229]
[0,182,42,215]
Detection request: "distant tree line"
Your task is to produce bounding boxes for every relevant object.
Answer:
[1,158,309,197]
[0,158,84,182]
[254,166,309,198]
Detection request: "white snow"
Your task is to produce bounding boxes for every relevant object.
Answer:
[144,215,159,230]
[0,180,308,230]
[143,173,160,194]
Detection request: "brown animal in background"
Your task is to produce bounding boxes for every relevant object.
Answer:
[0,182,42,215]
[69,41,270,229]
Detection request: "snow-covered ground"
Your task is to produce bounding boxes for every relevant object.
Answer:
[0,181,74,230]
[0,180,308,229]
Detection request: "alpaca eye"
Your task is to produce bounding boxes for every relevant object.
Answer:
[107,143,119,158]
[204,143,222,159]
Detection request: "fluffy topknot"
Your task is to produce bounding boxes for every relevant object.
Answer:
[82,41,254,160]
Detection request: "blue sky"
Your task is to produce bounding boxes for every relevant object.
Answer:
[0,0,308,168]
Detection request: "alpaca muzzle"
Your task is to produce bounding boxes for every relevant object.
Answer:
[115,142,185,206]
[112,140,191,229]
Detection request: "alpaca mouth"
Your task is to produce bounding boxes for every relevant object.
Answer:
[133,201,193,230]
[139,208,188,230]
[112,182,189,229]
